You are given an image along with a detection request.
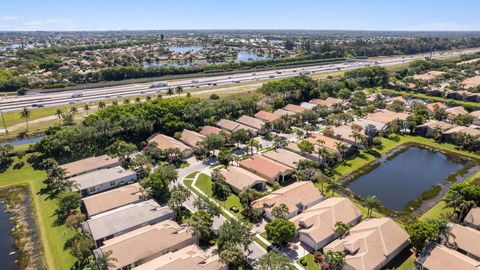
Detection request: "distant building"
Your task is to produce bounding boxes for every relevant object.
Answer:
[60,155,121,178]
[254,110,280,122]
[283,104,307,113]
[199,125,224,136]
[147,133,193,157]
[71,166,137,196]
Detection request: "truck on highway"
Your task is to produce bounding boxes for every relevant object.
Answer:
[71,91,83,98]
[149,81,169,88]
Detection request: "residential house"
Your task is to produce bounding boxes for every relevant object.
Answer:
[330,125,357,145]
[132,244,227,270]
[352,118,386,132]
[61,155,122,178]
[262,149,307,169]
[216,119,258,135]
[81,183,144,218]
[467,93,480,103]
[415,120,453,137]
[283,104,307,113]
[426,102,447,112]
[94,221,195,270]
[290,198,362,250]
[71,166,137,196]
[236,115,266,133]
[285,142,320,161]
[447,224,480,260]
[470,111,480,127]
[199,125,224,136]
[446,106,469,120]
[219,166,267,194]
[465,208,480,230]
[147,133,193,157]
[365,109,409,124]
[443,126,480,142]
[82,200,174,247]
[309,97,343,109]
[273,108,296,117]
[179,129,205,149]
[300,102,317,110]
[252,181,325,220]
[304,133,353,153]
[446,90,469,101]
[418,245,480,270]
[254,110,280,122]
[324,218,410,270]
[239,154,294,183]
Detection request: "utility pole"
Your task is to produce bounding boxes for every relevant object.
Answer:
[0,110,7,134]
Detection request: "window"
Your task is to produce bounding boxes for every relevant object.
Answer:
[110,181,116,187]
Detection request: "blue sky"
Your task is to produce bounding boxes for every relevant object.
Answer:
[1,0,480,31]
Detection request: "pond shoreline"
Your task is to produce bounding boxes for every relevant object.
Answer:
[338,142,480,217]
[0,185,46,270]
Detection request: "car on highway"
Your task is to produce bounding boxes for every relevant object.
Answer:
[233,80,241,83]
[269,75,275,78]
[69,101,76,104]
[191,80,199,83]
[149,81,168,88]
[140,91,145,94]
[276,71,282,74]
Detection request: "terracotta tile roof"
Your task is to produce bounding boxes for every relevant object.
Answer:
[290,198,362,247]
[82,183,144,217]
[310,97,343,108]
[284,104,307,113]
[148,134,192,153]
[426,102,447,112]
[254,110,280,122]
[216,119,257,133]
[324,218,410,270]
[416,120,453,131]
[239,154,294,182]
[365,109,409,124]
[236,115,265,130]
[273,108,296,117]
[96,221,195,270]
[220,166,267,193]
[199,125,223,136]
[180,129,205,148]
[262,149,307,168]
[444,126,480,137]
[132,245,227,270]
[252,181,324,215]
[448,224,480,258]
[422,245,480,270]
[465,208,480,228]
[61,155,121,178]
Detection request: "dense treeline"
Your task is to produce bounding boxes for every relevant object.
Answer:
[35,96,258,163]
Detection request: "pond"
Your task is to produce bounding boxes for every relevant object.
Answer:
[347,146,467,211]
[0,202,17,270]
[0,136,44,147]
[232,51,269,62]
[168,46,203,53]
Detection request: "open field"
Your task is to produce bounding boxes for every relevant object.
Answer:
[0,154,76,270]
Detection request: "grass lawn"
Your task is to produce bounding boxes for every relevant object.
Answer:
[184,172,198,179]
[300,254,321,270]
[194,173,249,222]
[0,154,76,270]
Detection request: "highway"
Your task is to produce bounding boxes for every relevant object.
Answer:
[0,47,479,112]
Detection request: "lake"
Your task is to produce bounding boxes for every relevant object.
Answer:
[347,146,466,211]
[168,46,203,53]
[0,202,17,270]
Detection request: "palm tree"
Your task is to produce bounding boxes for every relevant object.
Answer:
[69,106,78,114]
[111,100,118,106]
[146,95,152,101]
[315,171,329,193]
[326,179,342,197]
[168,185,191,221]
[83,104,90,115]
[55,108,63,125]
[175,85,183,94]
[123,98,130,105]
[239,187,260,214]
[365,195,381,218]
[98,101,106,109]
[335,142,348,160]
[19,107,31,130]
[87,250,117,270]
[135,97,141,103]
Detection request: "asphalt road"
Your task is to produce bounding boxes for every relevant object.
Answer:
[1,48,479,112]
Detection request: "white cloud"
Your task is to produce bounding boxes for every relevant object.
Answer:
[14,18,76,31]
[0,15,19,21]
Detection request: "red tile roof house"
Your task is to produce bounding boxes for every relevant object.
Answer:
[290,197,362,250]
[254,110,280,122]
[179,129,205,149]
[426,102,447,112]
[239,154,294,183]
[147,133,193,158]
[251,181,325,221]
[283,104,307,113]
[199,125,224,136]
[273,108,296,118]
[310,97,344,109]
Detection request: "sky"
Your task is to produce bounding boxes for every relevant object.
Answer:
[1,0,480,31]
